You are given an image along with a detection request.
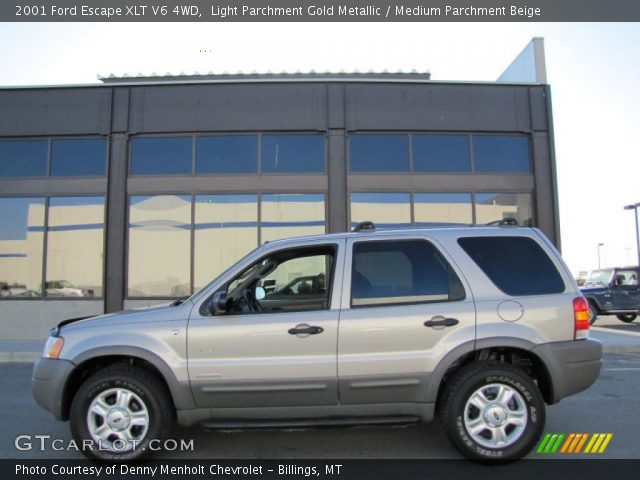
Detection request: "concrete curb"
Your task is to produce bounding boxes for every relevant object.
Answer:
[602,344,640,354]
[0,352,40,363]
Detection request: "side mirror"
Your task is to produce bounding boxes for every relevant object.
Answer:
[255,286,266,300]
[208,291,228,315]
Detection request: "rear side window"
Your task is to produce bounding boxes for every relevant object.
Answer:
[351,239,465,307]
[458,236,565,296]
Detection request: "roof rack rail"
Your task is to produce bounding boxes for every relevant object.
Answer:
[353,221,376,232]
[486,218,519,226]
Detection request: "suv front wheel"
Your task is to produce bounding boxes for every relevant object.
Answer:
[69,363,174,461]
[440,361,545,461]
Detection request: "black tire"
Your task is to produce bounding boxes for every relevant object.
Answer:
[70,363,174,461]
[616,314,637,323]
[439,361,545,461]
[589,303,598,325]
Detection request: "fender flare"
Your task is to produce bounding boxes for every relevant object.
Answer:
[70,346,196,410]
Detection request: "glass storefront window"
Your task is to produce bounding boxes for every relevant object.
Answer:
[412,135,471,173]
[130,137,192,175]
[0,197,45,298]
[50,138,107,176]
[0,140,48,177]
[473,135,531,173]
[261,135,325,173]
[414,193,473,226]
[350,193,411,229]
[46,197,105,298]
[475,193,533,226]
[349,134,409,172]
[261,194,326,242]
[128,195,191,297]
[194,195,258,290]
[196,135,258,174]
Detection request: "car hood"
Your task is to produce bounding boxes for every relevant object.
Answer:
[57,301,191,333]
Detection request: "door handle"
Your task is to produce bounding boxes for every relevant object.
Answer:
[288,324,324,335]
[424,317,459,328]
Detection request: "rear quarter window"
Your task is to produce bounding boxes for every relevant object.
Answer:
[457,236,565,296]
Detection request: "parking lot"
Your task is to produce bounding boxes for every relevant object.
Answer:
[2,319,640,460]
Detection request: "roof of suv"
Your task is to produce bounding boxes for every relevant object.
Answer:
[262,224,534,248]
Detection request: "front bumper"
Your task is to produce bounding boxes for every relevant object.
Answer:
[532,338,603,404]
[32,357,75,421]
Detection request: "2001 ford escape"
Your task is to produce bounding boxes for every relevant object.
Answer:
[32,223,602,461]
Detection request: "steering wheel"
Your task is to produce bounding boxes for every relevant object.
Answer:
[243,288,263,312]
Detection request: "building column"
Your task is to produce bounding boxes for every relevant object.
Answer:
[104,133,128,313]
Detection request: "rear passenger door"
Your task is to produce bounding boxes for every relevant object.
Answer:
[337,236,476,405]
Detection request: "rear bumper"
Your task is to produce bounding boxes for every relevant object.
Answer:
[32,357,75,421]
[532,338,602,404]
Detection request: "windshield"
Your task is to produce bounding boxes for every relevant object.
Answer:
[585,269,613,286]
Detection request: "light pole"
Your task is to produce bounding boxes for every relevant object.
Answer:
[624,202,640,266]
[597,243,604,269]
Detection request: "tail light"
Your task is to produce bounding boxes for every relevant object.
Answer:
[573,297,590,340]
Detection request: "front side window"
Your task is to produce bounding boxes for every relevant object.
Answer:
[220,246,335,314]
[613,270,639,288]
[351,239,465,307]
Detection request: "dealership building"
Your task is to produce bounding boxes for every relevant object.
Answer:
[0,39,559,339]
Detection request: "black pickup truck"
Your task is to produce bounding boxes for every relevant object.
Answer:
[580,267,640,324]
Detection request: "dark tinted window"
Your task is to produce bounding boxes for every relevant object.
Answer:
[261,135,325,173]
[130,137,192,175]
[196,135,257,174]
[458,236,565,296]
[413,135,471,172]
[473,135,530,173]
[50,139,107,176]
[350,135,409,172]
[0,140,47,177]
[351,239,465,307]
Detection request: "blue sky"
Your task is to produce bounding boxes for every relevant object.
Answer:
[0,22,638,272]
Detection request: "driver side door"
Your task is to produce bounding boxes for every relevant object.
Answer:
[187,240,344,408]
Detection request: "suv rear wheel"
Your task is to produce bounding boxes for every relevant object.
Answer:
[440,361,545,461]
[69,363,173,461]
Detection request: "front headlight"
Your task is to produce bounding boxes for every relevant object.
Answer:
[43,336,64,359]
